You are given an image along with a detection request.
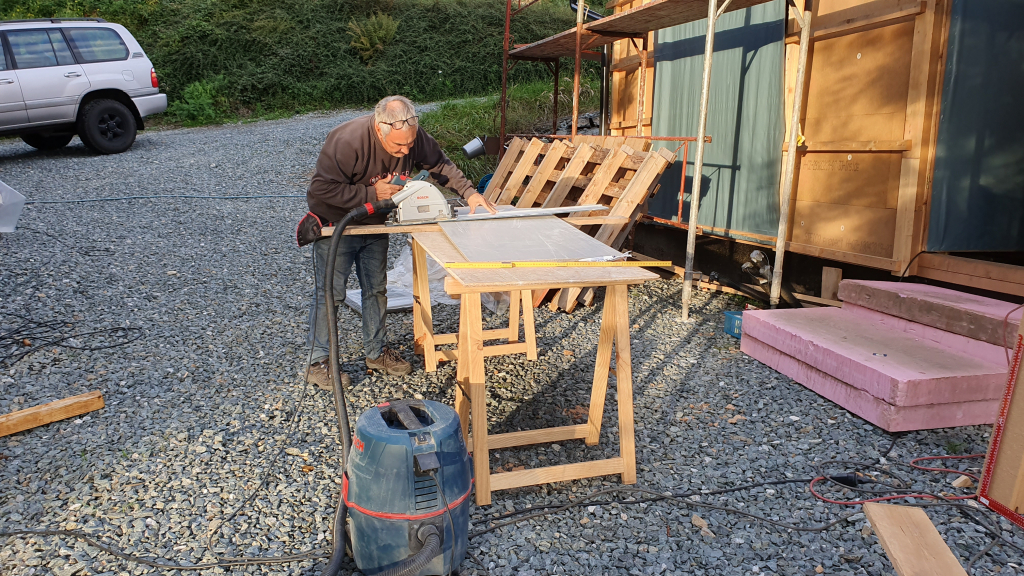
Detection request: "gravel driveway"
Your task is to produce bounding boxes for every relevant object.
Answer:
[1,113,1022,576]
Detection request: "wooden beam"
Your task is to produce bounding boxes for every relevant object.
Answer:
[786,0,924,42]
[915,266,1024,298]
[917,253,1024,286]
[486,424,590,449]
[785,241,897,270]
[0,391,104,438]
[609,117,652,130]
[821,266,843,301]
[893,0,939,274]
[610,53,656,73]
[863,502,968,576]
[782,140,911,152]
[488,458,625,491]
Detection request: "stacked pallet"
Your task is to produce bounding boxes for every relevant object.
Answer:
[741,280,1022,432]
[484,136,676,311]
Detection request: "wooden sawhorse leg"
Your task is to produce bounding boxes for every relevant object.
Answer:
[582,284,636,483]
[411,239,438,372]
[454,292,489,503]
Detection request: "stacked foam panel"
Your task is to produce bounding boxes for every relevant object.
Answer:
[740,280,1022,431]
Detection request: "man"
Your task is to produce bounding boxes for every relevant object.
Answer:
[304,95,496,390]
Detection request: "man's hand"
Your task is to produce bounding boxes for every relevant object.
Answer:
[373,180,403,201]
[465,192,497,215]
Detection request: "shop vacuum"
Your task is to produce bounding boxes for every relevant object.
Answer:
[317,193,472,576]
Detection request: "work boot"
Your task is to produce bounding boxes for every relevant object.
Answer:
[306,360,352,391]
[365,347,412,377]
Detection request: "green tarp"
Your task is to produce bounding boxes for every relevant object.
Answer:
[649,0,785,242]
[927,0,1024,252]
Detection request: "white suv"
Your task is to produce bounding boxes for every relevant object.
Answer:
[0,18,166,154]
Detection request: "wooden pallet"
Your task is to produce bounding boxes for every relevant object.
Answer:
[482,137,674,312]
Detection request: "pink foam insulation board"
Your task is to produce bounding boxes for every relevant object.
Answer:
[742,308,1007,406]
[838,280,1022,347]
[741,335,1001,432]
[842,304,1007,366]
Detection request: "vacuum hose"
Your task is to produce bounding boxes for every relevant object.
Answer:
[378,525,442,576]
[320,198,397,576]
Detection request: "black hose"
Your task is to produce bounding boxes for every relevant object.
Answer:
[379,526,442,576]
[320,198,397,576]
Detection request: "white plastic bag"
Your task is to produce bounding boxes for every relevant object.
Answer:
[346,244,459,313]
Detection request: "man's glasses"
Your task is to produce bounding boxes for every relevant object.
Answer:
[379,116,419,131]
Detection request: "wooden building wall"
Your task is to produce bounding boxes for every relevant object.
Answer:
[607,0,656,136]
[782,0,949,274]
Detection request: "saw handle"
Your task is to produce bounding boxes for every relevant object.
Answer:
[389,170,430,186]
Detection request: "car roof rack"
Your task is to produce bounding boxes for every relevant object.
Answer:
[0,18,108,25]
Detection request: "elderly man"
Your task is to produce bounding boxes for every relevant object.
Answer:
[304,95,496,390]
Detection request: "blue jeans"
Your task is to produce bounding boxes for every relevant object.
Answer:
[307,234,389,364]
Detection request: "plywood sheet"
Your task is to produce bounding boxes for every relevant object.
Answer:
[795,152,902,208]
[439,216,622,263]
[791,201,896,258]
[804,21,915,140]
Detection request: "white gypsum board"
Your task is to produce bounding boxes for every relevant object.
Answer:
[439,215,623,263]
[452,204,606,221]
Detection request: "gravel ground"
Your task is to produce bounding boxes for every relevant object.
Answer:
[1,112,1022,576]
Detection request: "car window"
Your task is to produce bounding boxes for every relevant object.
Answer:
[63,28,128,63]
[48,30,76,65]
[6,29,77,68]
[0,41,6,71]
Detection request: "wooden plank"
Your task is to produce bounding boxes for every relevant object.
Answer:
[0,391,104,438]
[496,138,545,205]
[522,290,538,360]
[463,293,490,505]
[574,146,633,214]
[917,253,1024,286]
[610,53,656,73]
[915,267,1024,299]
[821,266,843,301]
[411,240,437,371]
[484,137,526,202]
[517,139,569,208]
[433,327,514,346]
[783,139,911,152]
[785,241,897,270]
[862,503,968,576]
[894,0,939,274]
[487,424,590,450]
[786,0,924,42]
[540,143,596,208]
[611,284,637,483]
[488,458,625,491]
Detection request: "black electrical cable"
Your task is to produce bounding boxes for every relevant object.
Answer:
[478,476,814,526]
[897,251,929,281]
[0,312,143,366]
[470,484,853,539]
[24,194,305,205]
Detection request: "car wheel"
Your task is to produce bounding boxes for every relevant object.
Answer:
[21,133,74,151]
[77,99,137,154]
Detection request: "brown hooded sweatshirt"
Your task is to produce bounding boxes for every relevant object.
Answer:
[306,114,475,225]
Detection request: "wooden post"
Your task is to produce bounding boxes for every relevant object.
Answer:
[499,0,513,158]
[636,35,648,137]
[571,0,585,140]
[769,2,812,308]
[553,59,561,135]
[821,266,842,301]
[680,0,722,321]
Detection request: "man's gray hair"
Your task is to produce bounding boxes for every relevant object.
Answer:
[374,95,417,136]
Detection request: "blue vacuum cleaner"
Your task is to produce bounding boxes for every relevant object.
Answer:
[318,196,472,576]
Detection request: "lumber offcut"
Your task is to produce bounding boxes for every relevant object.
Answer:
[0,391,104,437]
[863,502,968,576]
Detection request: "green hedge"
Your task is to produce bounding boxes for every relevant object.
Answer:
[3,0,584,118]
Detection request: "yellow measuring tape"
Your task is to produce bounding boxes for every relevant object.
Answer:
[444,260,672,269]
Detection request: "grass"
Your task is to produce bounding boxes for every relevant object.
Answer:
[421,74,601,183]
